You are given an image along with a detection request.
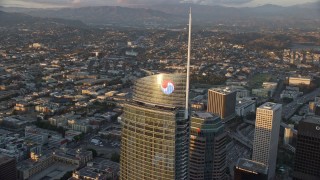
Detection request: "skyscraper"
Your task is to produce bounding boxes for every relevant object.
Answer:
[207,87,236,120]
[119,74,190,180]
[189,112,227,180]
[0,154,17,180]
[252,102,282,180]
[293,116,320,180]
[120,9,192,180]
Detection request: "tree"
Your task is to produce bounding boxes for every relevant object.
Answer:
[190,72,227,86]
[34,120,65,136]
[73,133,84,142]
[111,152,120,163]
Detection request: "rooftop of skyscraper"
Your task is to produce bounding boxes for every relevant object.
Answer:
[132,73,187,108]
[259,102,282,110]
[193,112,215,119]
[236,158,268,174]
[209,87,235,95]
[191,112,223,132]
[0,154,14,165]
[303,115,320,125]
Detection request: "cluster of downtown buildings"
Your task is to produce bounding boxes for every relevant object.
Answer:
[117,72,275,179]
[1,42,320,179]
[119,73,320,180]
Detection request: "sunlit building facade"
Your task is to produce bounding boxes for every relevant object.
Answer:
[252,102,282,180]
[120,74,190,180]
[207,87,236,120]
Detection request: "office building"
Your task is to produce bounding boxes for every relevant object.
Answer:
[17,149,92,180]
[229,86,250,99]
[120,74,190,180]
[293,116,320,180]
[189,112,227,180]
[234,158,268,180]
[252,88,270,98]
[284,124,294,145]
[288,77,311,86]
[283,124,297,153]
[235,99,256,117]
[207,87,236,120]
[0,154,17,180]
[308,96,320,116]
[25,126,49,145]
[71,159,119,180]
[252,102,282,180]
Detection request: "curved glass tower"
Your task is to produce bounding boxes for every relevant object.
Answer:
[120,73,190,180]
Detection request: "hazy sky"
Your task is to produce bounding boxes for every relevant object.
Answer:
[1,0,318,8]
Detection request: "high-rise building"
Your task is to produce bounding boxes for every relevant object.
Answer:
[189,112,227,180]
[283,124,297,153]
[293,116,320,180]
[308,96,320,116]
[120,74,190,180]
[207,87,236,120]
[234,158,268,180]
[0,154,17,180]
[252,102,282,180]
[284,124,294,145]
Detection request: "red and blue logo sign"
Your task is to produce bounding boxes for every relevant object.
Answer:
[161,80,174,95]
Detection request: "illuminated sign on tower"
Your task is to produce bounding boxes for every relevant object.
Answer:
[161,80,175,95]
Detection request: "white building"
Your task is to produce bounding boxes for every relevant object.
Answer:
[235,100,256,117]
[288,77,311,86]
[225,86,250,99]
[252,102,282,180]
[262,82,278,90]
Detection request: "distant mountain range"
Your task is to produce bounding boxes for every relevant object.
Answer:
[146,3,319,23]
[0,6,185,26]
[0,10,85,27]
[0,2,319,28]
[32,6,185,26]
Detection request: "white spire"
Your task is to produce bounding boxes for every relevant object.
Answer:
[185,8,192,120]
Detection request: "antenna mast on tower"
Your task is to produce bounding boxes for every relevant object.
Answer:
[185,8,192,120]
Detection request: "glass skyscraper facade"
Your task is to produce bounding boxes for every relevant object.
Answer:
[189,112,227,180]
[293,116,320,180]
[120,74,189,180]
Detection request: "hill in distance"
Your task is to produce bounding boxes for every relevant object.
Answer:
[1,3,319,29]
[0,10,86,27]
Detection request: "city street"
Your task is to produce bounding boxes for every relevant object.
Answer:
[282,88,320,119]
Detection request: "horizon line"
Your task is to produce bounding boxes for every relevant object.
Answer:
[0,2,316,9]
